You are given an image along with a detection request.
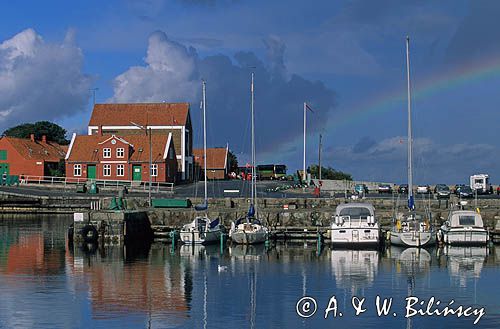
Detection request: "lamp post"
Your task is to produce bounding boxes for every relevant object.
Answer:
[130,121,152,207]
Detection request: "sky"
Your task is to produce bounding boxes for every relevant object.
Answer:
[0,0,499,184]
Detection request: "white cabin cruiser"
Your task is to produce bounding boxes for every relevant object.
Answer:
[438,210,488,245]
[331,203,380,247]
[180,214,221,245]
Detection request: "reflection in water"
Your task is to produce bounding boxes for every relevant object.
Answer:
[442,246,488,288]
[330,249,379,293]
[1,217,500,329]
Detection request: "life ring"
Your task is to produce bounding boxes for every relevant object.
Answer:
[80,224,98,242]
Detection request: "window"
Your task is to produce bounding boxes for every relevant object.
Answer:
[116,164,124,176]
[459,216,476,226]
[151,164,158,177]
[103,164,111,176]
[0,150,7,160]
[116,148,124,158]
[103,148,111,158]
[169,148,174,160]
[74,164,81,176]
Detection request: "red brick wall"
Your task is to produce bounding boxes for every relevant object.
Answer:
[0,139,46,177]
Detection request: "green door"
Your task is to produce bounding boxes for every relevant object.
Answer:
[132,165,142,181]
[0,164,9,176]
[87,165,96,179]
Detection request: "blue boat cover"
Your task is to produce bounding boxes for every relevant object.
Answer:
[195,199,208,211]
[247,204,255,217]
[209,218,220,229]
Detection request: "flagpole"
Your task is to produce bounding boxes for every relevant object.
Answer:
[303,102,307,183]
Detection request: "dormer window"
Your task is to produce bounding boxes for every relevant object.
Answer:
[103,148,111,158]
[116,148,124,158]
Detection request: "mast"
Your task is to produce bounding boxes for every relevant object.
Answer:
[202,80,208,201]
[251,72,255,206]
[406,36,414,210]
[303,102,307,183]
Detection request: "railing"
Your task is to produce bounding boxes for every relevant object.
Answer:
[20,175,174,193]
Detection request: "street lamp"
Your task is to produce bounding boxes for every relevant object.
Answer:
[130,121,152,207]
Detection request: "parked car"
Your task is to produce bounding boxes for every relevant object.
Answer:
[453,184,465,195]
[354,184,369,194]
[458,185,473,199]
[416,185,430,194]
[434,184,451,199]
[398,184,408,194]
[378,184,393,194]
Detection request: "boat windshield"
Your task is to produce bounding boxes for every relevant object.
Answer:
[339,207,371,219]
[458,216,475,226]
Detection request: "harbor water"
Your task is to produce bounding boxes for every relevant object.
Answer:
[1,215,500,329]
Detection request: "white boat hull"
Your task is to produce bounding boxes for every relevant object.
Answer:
[330,228,380,246]
[180,229,221,245]
[231,231,267,245]
[390,230,435,247]
[441,228,488,246]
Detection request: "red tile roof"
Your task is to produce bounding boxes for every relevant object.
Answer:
[88,103,190,126]
[67,134,174,163]
[193,147,228,169]
[2,137,66,162]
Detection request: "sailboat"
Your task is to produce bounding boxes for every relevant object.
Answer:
[389,37,435,247]
[229,73,269,244]
[180,80,222,245]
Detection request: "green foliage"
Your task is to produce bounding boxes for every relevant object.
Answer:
[308,165,353,181]
[228,150,238,172]
[3,121,69,145]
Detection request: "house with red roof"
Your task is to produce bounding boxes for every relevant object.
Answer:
[193,146,229,180]
[87,103,192,181]
[65,133,177,183]
[0,134,67,178]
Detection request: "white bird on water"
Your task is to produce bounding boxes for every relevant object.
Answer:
[218,265,227,272]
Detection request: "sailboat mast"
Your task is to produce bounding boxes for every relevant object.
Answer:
[251,72,255,205]
[406,36,414,209]
[202,80,208,201]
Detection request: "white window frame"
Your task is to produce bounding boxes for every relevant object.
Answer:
[116,164,124,177]
[103,148,111,158]
[116,148,124,158]
[151,164,158,177]
[103,164,111,176]
[74,164,81,177]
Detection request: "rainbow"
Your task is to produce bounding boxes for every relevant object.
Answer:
[329,53,500,130]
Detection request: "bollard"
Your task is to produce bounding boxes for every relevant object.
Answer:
[220,233,224,255]
[265,232,270,249]
[170,230,176,254]
[316,230,321,256]
[191,231,195,246]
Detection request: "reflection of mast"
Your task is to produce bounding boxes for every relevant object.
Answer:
[250,271,257,329]
[203,273,207,329]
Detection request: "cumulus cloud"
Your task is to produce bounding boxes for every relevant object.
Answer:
[0,29,91,129]
[111,31,336,158]
[329,136,498,183]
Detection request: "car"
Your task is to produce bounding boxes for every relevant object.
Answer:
[458,185,474,199]
[453,184,465,195]
[434,184,451,199]
[378,184,393,194]
[354,184,369,194]
[416,185,430,194]
[398,184,408,194]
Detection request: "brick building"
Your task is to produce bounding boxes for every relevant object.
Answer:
[87,103,193,181]
[0,134,67,177]
[193,146,229,180]
[65,133,177,183]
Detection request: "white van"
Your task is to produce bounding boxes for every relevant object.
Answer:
[469,174,491,194]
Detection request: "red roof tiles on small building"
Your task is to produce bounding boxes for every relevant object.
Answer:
[2,137,66,161]
[193,147,228,169]
[88,103,190,127]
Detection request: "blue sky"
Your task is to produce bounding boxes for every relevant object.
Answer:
[0,0,499,183]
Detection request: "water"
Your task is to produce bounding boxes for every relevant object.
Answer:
[1,215,500,329]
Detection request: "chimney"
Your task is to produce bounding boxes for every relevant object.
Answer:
[42,135,47,143]
[99,125,103,136]
[30,134,35,142]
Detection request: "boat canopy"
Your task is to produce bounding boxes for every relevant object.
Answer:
[448,210,483,227]
[335,203,375,217]
[235,217,262,226]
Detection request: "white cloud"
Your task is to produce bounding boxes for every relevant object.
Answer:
[0,29,92,129]
[110,31,337,158]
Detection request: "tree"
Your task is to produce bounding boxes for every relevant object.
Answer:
[308,165,353,181]
[227,150,239,172]
[3,121,69,145]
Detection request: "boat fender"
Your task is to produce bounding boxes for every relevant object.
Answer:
[386,231,391,240]
[80,224,98,243]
